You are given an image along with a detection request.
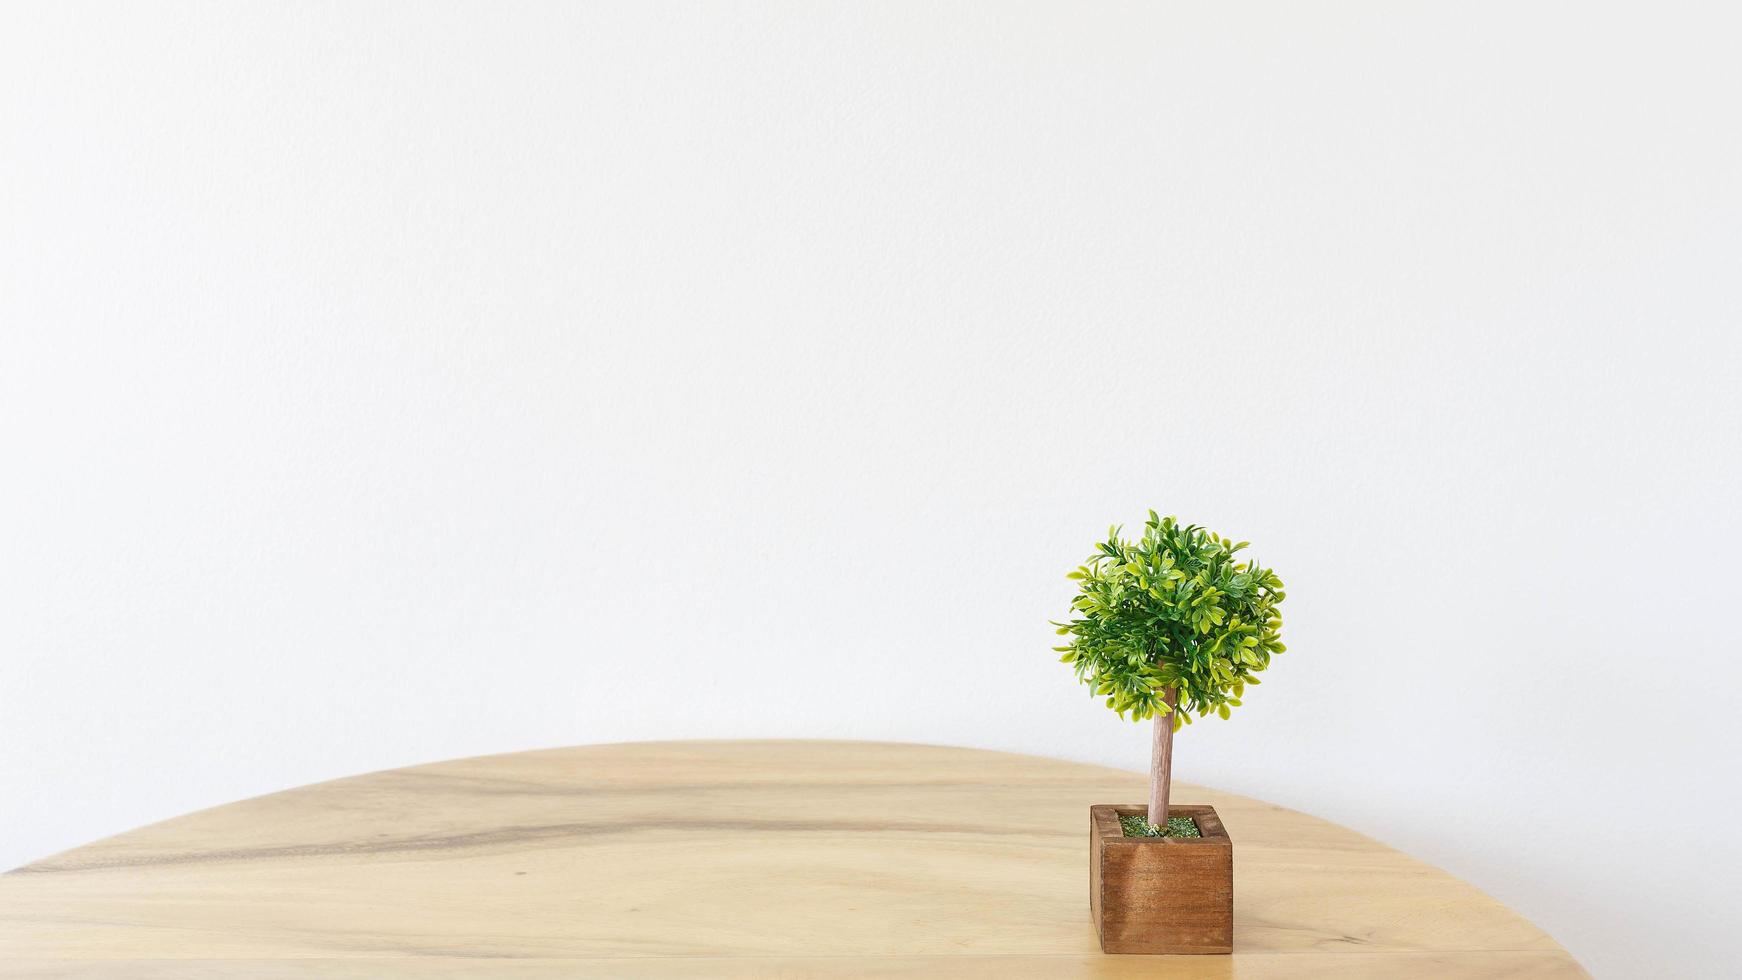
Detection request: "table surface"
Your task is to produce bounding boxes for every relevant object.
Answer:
[0,740,1585,978]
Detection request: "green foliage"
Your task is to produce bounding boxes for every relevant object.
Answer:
[1054,511,1286,728]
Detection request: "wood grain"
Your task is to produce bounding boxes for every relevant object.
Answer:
[0,740,1587,977]
[1092,804,1232,954]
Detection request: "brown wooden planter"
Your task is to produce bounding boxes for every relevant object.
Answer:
[1089,804,1233,954]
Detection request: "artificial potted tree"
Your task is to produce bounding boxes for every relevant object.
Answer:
[1055,511,1286,954]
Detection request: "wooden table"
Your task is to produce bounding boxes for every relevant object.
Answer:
[0,740,1585,978]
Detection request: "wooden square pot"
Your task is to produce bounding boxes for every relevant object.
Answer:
[1090,804,1233,954]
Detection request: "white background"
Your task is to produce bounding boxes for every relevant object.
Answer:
[3,3,1739,976]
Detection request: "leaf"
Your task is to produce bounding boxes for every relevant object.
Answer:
[1053,511,1285,726]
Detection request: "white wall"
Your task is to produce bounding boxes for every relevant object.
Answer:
[3,3,1738,976]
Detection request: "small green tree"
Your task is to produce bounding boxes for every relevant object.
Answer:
[1055,511,1287,830]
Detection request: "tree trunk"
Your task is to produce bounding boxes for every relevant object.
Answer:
[1147,687,1177,827]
